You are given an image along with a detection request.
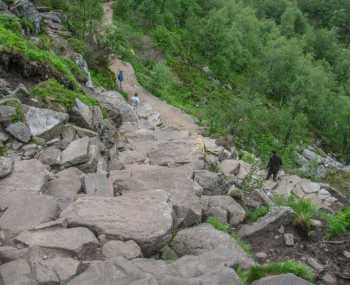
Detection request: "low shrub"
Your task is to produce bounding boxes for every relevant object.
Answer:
[238,260,315,284]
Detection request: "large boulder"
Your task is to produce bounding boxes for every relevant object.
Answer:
[27,246,80,284]
[201,196,246,226]
[0,156,14,178]
[102,240,143,259]
[72,98,103,131]
[24,105,68,139]
[0,259,38,285]
[96,91,137,124]
[15,227,99,257]
[61,136,90,167]
[193,170,228,195]
[239,207,294,238]
[61,190,174,256]
[110,165,201,227]
[251,274,313,285]
[5,122,32,143]
[0,159,49,194]
[0,191,59,235]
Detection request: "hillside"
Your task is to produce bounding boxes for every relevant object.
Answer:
[0,0,350,284]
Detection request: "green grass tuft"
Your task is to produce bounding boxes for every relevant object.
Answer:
[31,79,97,111]
[238,260,316,284]
[246,206,270,223]
[207,217,230,233]
[326,207,350,239]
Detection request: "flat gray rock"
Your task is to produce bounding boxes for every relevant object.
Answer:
[111,165,201,228]
[0,159,48,194]
[0,105,16,125]
[61,190,174,256]
[6,122,32,143]
[15,227,99,257]
[0,156,14,178]
[239,207,294,238]
[38,145,61,166]
[61,136,90,167]
[102,240,143,259]
[0,258,37,285]
[24,105,68,139]
[0,246,28,262]
[0,191,58,234]
[193,170,228,195]
[251,274,313,285]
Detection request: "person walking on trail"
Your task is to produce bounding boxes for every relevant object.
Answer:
[131,93,140,110]
[117,70,124,90]
[266,151,283,181]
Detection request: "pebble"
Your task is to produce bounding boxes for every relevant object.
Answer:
[284,233,294,246]
[344,251,350,259]
[256,252,268,261]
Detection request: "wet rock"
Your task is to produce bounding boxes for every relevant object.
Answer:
[0,258,37,285]
[251,273,312,285]
[6,122,32,143]
[193,170,228,195]
[61,136,90,167]
[239,207,294,238]
[102,240,143,259]
[24,105,68,139]
[0,105,16,126]
[15,227,99,257]
[61,190,174,256]
[0,156,14,178]
[0,191,58,234]
[0,159,49,194]
[82,173,113,197]
[201,195,246,226]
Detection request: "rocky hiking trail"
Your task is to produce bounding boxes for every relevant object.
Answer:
[0,1,349,285]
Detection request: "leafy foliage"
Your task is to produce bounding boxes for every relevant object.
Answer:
[238,260,315,284]
[246,206,270,223]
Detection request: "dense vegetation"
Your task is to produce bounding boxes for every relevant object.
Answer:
[103,0,350,167]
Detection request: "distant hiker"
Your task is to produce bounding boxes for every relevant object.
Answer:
[266,151,282,181]
[117,70,124,90]
[131,93,140,109]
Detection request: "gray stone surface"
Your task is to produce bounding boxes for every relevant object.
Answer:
[0,130,9,142]
[24,105,68,139]
[102,240,143,259]
[239,207,294,238]
[15,227,99,257]
[61,136,90,167]
[0,246,28,262]
[193,170,228,195]
[219,159,241,176]
[72,98,103,131]
[0,191,58,234]
[251,274,312,285]
[6,122,32,143]
[0,105,16,125]
[0,159,49,194]
[61,190,174,256]
[38,145,61,166]
[110,165,201,227]
[0,258,37,285]
[201,196,246,226]
[82,173,113,196]
[0,156,14,178]
[14,0,42,33]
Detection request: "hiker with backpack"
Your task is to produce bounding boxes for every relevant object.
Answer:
[117,70,124,90]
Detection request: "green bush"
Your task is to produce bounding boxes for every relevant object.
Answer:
[246,206,270,223]
[326,207,350,238]
[90,68,116,90]
[238,260,315,284]
[31,79,97,111]
[0,15,22,34]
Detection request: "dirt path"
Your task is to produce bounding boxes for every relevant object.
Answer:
[103,2,199,134]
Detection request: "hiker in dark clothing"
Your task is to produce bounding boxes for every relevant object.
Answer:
[117,70,124,90]
[266,151,282,181]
